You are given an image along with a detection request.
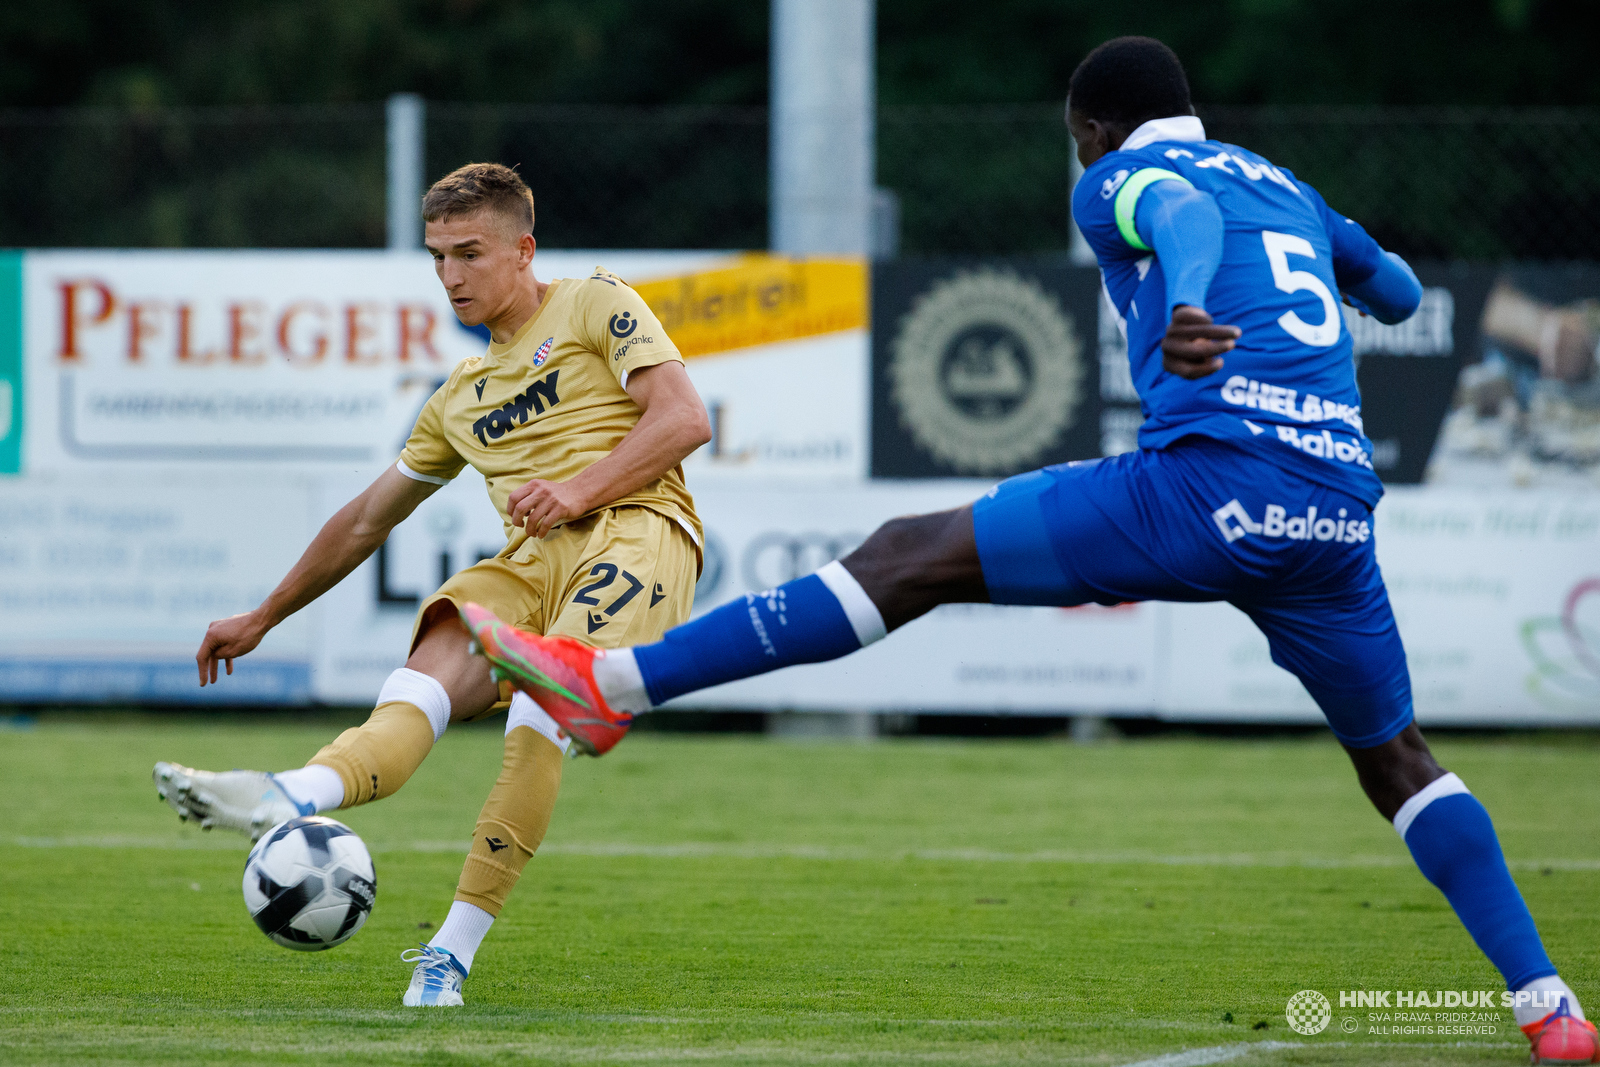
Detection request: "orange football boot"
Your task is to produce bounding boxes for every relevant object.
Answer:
[1524,998,1599,1065]
[457,602,632,756]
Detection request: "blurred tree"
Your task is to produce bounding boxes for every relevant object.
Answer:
[2,0,1597,109]
[0,0,768,108]
[3,0,1597,253]
[877,0,1600,106]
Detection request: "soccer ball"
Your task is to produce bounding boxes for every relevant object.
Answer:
[242,816,376,951]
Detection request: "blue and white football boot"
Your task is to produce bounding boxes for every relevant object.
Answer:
[401,944,468,1006]
[153,762,313,842]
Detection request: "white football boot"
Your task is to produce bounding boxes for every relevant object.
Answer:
[401,944,468,1006]
[152,762,313,841]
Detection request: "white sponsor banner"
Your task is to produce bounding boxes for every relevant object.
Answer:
[682,332,868,485]
[19,249,864,484]
[0,471,314,702]
[2,463,1593,721]
[27,250,481,470]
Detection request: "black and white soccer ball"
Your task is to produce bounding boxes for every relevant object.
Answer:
[242,816,376,951]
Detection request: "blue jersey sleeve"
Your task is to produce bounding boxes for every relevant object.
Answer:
[1133,180,1225,314]
[1297,179,1421,324]
[1343,252,1423,325]
[1072,162,1193,264]
[1298,180,1383,288]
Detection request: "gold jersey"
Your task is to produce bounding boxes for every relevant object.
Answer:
[398,267,701,551]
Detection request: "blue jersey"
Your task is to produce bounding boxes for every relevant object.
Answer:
[1072,117,1388,506]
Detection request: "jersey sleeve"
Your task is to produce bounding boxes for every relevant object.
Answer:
[581,268,683,388]
[1133,180,1225,313]
[397,382,466,485]
[1298,181,1384,288]
[1072,159,1195,265]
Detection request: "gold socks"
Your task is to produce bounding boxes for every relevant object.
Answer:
[453,726,564,916]
[307,701,436,807]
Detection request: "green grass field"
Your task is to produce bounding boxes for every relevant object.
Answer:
[1,718,1596,1066]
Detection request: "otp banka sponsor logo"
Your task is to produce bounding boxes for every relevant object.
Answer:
[1100,169,1131,199]
[1211,498,1371,546]
[608,312,637,338]
[612,333,654,362]
[471,372,560,445]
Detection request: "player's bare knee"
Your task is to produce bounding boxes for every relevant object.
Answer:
[407,612,499,721]
[841,509,985,631]
[844,515,939,598]
[1346,724,1446,820]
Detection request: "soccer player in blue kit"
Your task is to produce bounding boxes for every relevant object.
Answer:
[460,37,1594,1065]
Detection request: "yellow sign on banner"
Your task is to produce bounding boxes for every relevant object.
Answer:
[633,255,868,359]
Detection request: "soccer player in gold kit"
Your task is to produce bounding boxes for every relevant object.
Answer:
[153,163,710,1005]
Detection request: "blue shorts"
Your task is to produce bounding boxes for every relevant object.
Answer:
[970,438,1413,748]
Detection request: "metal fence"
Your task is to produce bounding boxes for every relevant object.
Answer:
[3,102,1598,258]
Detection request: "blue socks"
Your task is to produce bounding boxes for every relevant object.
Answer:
[1397,774,1556,990]
[634,561,887,707]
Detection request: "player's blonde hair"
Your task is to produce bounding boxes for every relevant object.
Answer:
[422,163,535,243]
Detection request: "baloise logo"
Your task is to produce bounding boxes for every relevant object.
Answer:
[609,312,637,338]
[471,372,561,445]
[1210,498,1371,545]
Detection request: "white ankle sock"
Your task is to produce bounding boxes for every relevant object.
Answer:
[429,900,495,973]
[271,765,345,812]
[593,648,652,713]
[1515,976,1584,1028]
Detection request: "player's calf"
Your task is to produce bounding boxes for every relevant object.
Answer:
[1349,727,1591,1061]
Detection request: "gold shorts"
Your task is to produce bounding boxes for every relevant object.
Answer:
[411,506,699,706]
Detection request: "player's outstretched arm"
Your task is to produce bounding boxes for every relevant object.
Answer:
[1135,181,1241,380]
[508,361,711,538]
[1341,251,1422,325]
[1302,182,1422,326]
[195,466,440,685]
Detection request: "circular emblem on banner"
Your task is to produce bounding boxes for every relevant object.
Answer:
[889,268,1082,474]
[1285,990,1332,1035]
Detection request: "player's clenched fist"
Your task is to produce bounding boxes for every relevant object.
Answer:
[509,478,590,539]
[1162,305,1240,380]
[196,612,267,686]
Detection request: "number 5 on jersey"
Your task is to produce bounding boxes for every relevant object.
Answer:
[1262,230,1341,347]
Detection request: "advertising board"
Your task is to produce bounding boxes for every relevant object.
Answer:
[1,249,872,701]
[0,250,1594,722]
